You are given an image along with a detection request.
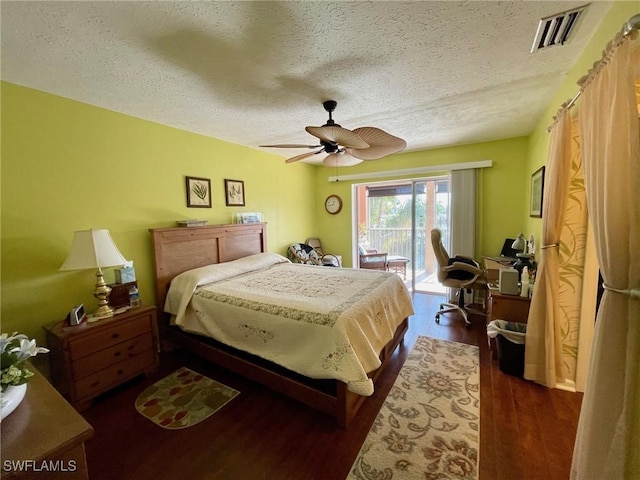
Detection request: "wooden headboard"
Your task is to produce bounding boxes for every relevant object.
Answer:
[148,223,267,317]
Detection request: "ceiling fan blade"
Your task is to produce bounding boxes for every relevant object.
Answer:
[305,126,369,149]
[346,127,407,160]
[285,149,324,164]
[322,151,363,168]
[260,144,321,149]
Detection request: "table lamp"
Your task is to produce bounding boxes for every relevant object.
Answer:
[59,229,128,318]
[511,233,527,254]
[511,233,533,279]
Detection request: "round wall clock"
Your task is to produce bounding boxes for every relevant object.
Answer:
[324,194,343,214]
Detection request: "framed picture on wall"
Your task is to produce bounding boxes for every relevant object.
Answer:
[530,166,545,217]
[185,176,211,208]
[224,179,245,206]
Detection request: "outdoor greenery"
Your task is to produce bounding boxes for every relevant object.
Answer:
[361,181,449,263]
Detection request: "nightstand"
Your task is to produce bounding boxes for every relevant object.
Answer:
[44,305,158,411]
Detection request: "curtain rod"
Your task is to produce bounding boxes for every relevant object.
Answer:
[546,13,640,133]
[327,160,492,182]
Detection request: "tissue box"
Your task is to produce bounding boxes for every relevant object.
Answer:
[115,266,136,284]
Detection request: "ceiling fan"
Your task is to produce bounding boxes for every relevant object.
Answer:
[260,100,407,167]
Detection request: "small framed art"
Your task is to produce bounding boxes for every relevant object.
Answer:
[530,166,545,218]
[224,179,245,206]
[185,176,211,208]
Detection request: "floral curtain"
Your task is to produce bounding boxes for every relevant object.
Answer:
[524,110,586,387]
[571,32,640,479]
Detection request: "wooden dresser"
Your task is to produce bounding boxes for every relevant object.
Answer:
[44,305,158,411]
[0,367,93,479]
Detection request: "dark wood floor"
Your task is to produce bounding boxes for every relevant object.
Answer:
[81,293,583,480]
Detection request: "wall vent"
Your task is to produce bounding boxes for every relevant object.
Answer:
[530,5,588,53]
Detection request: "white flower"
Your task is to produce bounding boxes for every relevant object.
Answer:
[0,332,27,355]
[0,332,48,391]
[10,339,49,361]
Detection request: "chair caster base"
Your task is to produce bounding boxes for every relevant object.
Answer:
[435,314,440,324]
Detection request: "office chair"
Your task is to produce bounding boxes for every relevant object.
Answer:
[431,228,487,327]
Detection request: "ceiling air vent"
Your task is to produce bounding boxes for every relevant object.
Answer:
[530,4,588,53]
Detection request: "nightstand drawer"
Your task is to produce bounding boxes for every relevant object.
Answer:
[74,349,156,400]
[44,305,158,411]
[71,334,154,380]
[68,314,152,360]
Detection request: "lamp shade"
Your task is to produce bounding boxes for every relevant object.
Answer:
[511,233,526,253]
[60,229,128,271]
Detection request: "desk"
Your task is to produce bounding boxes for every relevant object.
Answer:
[486,288,531,354]
[484,258,532,354]
[387,256,409,279]
[484,257,515,284]
[1,367,93,479]
[488,289,531,324]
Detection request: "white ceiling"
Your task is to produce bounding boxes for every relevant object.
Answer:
[1,1,613,164]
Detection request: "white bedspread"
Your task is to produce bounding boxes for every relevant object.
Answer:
[164,253,414,396]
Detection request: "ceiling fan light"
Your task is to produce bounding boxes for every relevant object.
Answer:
[323,152,362,167]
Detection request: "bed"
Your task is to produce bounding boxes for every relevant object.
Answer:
[149,223,413,427]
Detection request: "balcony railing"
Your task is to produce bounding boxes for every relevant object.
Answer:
[360,226,449,274]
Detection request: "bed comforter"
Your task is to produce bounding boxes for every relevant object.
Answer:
[164,253,414,396]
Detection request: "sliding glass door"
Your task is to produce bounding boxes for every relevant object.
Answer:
[354,176,450,293]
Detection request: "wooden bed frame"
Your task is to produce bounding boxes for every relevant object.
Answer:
[149,222,408,428]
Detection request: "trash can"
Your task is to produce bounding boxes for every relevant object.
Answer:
[487,320,527,377]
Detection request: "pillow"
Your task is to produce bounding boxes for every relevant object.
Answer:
[165,252,290,317]
[290,243,314,261]
[358,245,367,256]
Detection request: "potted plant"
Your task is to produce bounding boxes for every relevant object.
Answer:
[1,332,49,420]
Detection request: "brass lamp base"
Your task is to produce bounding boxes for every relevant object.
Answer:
[93,268,114,318]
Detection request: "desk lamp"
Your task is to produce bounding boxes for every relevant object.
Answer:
[511,233,533,278]
[60,229,128,318]
[511,233,527,254]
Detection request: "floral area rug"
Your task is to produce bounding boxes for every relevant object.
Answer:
[135,367,239,429]
[348,336,480,480]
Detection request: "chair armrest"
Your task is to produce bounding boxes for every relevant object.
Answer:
[361,253,387,261]
[442,262,483,275]
[452,254,476,262]
[442,262,486,287]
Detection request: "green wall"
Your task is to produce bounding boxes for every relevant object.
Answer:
[1,83,316,343]
[311,137,530,267]
[0,82,529,345]
[2,1,634,344]
[524,1,638,247]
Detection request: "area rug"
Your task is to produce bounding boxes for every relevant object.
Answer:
[135,367,239,429]
[348,337,480,480]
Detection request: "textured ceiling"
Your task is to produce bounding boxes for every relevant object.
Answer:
[1,1,614,164]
